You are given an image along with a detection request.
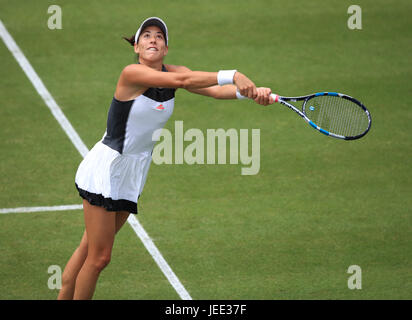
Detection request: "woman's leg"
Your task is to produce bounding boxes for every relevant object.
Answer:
[58,199,130,300]
[73,200,116,300]
[57,230,88,300]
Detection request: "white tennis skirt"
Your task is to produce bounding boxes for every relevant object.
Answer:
[75,141,152,214]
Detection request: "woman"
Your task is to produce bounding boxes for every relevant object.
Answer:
[58,17,274,300]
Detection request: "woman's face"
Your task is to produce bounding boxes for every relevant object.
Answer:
[134,25,168,62]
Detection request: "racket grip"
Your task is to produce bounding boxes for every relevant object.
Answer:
[236,90,279,103]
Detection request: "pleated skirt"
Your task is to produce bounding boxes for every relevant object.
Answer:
[75,141,152,214]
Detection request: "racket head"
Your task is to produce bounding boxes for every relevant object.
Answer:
[301,92,371,140]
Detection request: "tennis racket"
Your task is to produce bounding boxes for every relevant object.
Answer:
[238,91,372,140]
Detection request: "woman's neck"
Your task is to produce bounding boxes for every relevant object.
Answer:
[138,58,163,71]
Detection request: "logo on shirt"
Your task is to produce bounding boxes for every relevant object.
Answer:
[155,104,165,110]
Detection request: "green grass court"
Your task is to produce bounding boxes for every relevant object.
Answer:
[0,0,411,299]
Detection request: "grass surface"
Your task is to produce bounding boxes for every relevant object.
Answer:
[0,0,411,299]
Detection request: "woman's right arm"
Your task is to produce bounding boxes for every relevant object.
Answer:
[119,64,258,98]
[121,64,217,90]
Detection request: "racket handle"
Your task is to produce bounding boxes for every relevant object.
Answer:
[236,90,279,103]
[271,93,279,102]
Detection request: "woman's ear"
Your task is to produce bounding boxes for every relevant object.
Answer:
[163,45,168,57]
[134,43,139,54]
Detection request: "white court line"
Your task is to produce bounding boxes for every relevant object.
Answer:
[0,204,83,214]
[0,19,192,300]
[0,23,88,158]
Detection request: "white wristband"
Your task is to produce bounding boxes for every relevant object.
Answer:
[217,70,237,86]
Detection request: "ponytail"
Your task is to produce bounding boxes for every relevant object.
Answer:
[123,35,135,46]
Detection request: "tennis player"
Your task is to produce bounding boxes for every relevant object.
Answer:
[58,17,274,300]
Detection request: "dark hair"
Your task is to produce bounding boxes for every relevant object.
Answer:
[123,35,139,62]
[123,35,135,46]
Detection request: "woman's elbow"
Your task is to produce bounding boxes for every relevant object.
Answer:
[178,75,194,89]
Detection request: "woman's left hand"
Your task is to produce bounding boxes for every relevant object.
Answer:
[254,87,274,106]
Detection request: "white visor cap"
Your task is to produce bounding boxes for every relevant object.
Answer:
[134,17,168,45]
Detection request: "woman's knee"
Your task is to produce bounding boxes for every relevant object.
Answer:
[88,252,112,272]
[79,234,88,253]
[61,268,74,287]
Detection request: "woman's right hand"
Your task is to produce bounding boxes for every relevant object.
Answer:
[233,72,258,99]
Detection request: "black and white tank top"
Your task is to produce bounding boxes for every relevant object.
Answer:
[102,65,175,156]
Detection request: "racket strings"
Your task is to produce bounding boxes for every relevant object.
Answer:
[305,96,369,137]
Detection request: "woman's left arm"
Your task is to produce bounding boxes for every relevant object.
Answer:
[191,83,274,106]
[167,64,274,106]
